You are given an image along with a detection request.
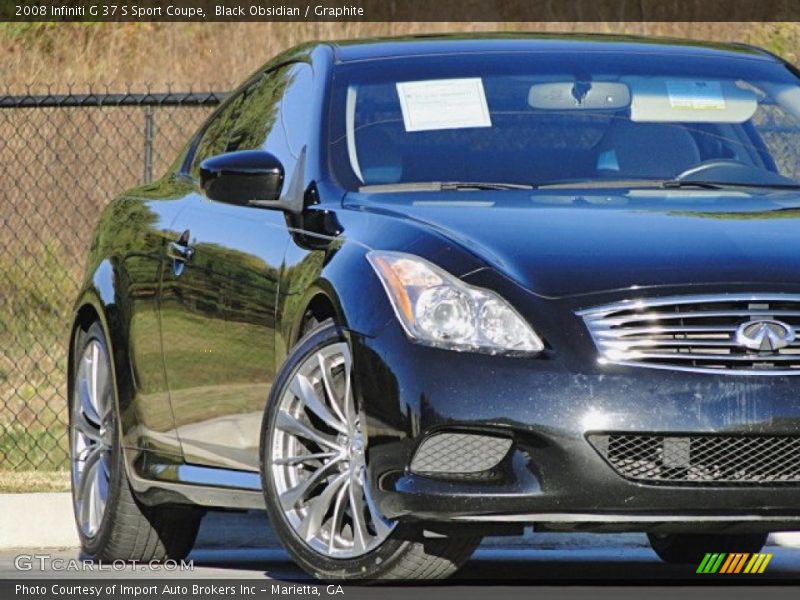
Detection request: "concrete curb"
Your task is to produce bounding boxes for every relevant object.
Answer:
[2,493,800,551]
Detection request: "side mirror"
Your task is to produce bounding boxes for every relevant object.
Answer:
[199,150,284,207]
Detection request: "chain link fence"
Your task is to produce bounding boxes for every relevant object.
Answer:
[0,88,226,472]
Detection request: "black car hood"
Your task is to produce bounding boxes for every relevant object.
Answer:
[346,188,800,298]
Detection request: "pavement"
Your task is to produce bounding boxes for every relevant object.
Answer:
[0,508,799,583]
[0,494,79,549]
[1,493,800,587]
[3,493,800,551]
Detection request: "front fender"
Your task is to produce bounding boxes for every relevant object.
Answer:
[278,238,395,363]
[71,258,138,447]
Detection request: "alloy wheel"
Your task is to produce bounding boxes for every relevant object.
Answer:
[270,342,395,558]
[71,339,114,538]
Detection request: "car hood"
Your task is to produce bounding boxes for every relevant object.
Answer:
[346,188,800,298]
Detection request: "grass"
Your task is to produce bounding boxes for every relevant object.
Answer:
[0,23,798,93]
[0,426,69,471]
[0,470,70,493]
[1,239,75,475]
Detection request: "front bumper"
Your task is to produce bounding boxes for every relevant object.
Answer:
[351,320,800,530]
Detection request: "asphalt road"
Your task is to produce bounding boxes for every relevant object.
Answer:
[2,511,799,583]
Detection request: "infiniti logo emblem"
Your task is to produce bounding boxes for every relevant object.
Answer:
[735,319,796,352]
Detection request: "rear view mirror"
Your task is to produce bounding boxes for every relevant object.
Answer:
[199,150,284,207]
[528,81,631,110]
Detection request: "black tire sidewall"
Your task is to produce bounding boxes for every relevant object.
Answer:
[70,321,126,557]
[260,322,414,580]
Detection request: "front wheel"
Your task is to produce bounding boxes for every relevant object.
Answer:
[647,532,768,564]
[260,321,480,581]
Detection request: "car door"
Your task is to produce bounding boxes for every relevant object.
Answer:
[112,187,191,457]
[159,62,313,471]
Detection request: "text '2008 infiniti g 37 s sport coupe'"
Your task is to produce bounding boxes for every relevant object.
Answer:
[69,34,800,580]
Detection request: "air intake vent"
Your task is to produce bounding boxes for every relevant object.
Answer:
[589,433,800,485]
[578,294,800,374]
[410,432,512,476]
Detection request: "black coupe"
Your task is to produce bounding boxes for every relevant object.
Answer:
[70,34,800,580]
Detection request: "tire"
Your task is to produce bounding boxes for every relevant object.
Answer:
[70,321,202,562]
[647,532,768,564]
[261,320,481,581]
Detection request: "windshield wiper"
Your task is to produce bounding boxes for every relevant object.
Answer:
[661,179,726,190]
[359,181,533,193]
[663,179,800,190]
[534,178,732,190]
[533,178,800,191]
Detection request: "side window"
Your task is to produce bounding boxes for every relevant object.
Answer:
[751,102,800,180]
[188,92,247,178]
[226,64,293,154]
[280,63,314,157]
[186,62,313,181]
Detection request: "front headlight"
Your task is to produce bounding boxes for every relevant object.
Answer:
[367,251,544,356]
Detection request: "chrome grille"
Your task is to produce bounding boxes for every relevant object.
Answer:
[578,294,800,375]
[589,433,800,485]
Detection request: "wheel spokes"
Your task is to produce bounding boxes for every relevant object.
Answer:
[328,479,350,554]
[290,374,348,435]
[273,451,337,466]
[78,379,102,428]
[317,353,348,426]
[76,444,104,504]
[77,444,107,535]
[276,410,344,452]
[348,474,369,554]
[340,360,357,434]
[89,462,108,533]
[73,408,103,444]
[279,457,342,510]
[72,338,113,538]
[95,352,112,423]
[90,343,100,418]
[297,470,349,542]
[272,343,395,558]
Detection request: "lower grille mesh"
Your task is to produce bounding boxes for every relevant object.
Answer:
[589,433,800,485]
[410,432,512,475]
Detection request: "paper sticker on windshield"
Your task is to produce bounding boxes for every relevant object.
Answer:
[666,80,726,110]
[396,78,491,132]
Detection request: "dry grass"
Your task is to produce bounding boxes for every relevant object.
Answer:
[0,22,798,94]
[0,470,70,493]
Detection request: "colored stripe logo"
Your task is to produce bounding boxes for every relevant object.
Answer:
[696,552,773,574]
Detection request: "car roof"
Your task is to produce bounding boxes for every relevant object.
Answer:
[326,33,776,64]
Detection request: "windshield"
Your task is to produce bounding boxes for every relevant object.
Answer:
[327,51,800,192]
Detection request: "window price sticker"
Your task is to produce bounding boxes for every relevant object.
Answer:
[396,78,492,132]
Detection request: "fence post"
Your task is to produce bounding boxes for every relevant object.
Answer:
[143,105,155,183]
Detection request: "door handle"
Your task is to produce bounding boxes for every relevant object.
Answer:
[168,241,194,262]
[168,230,194,276]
